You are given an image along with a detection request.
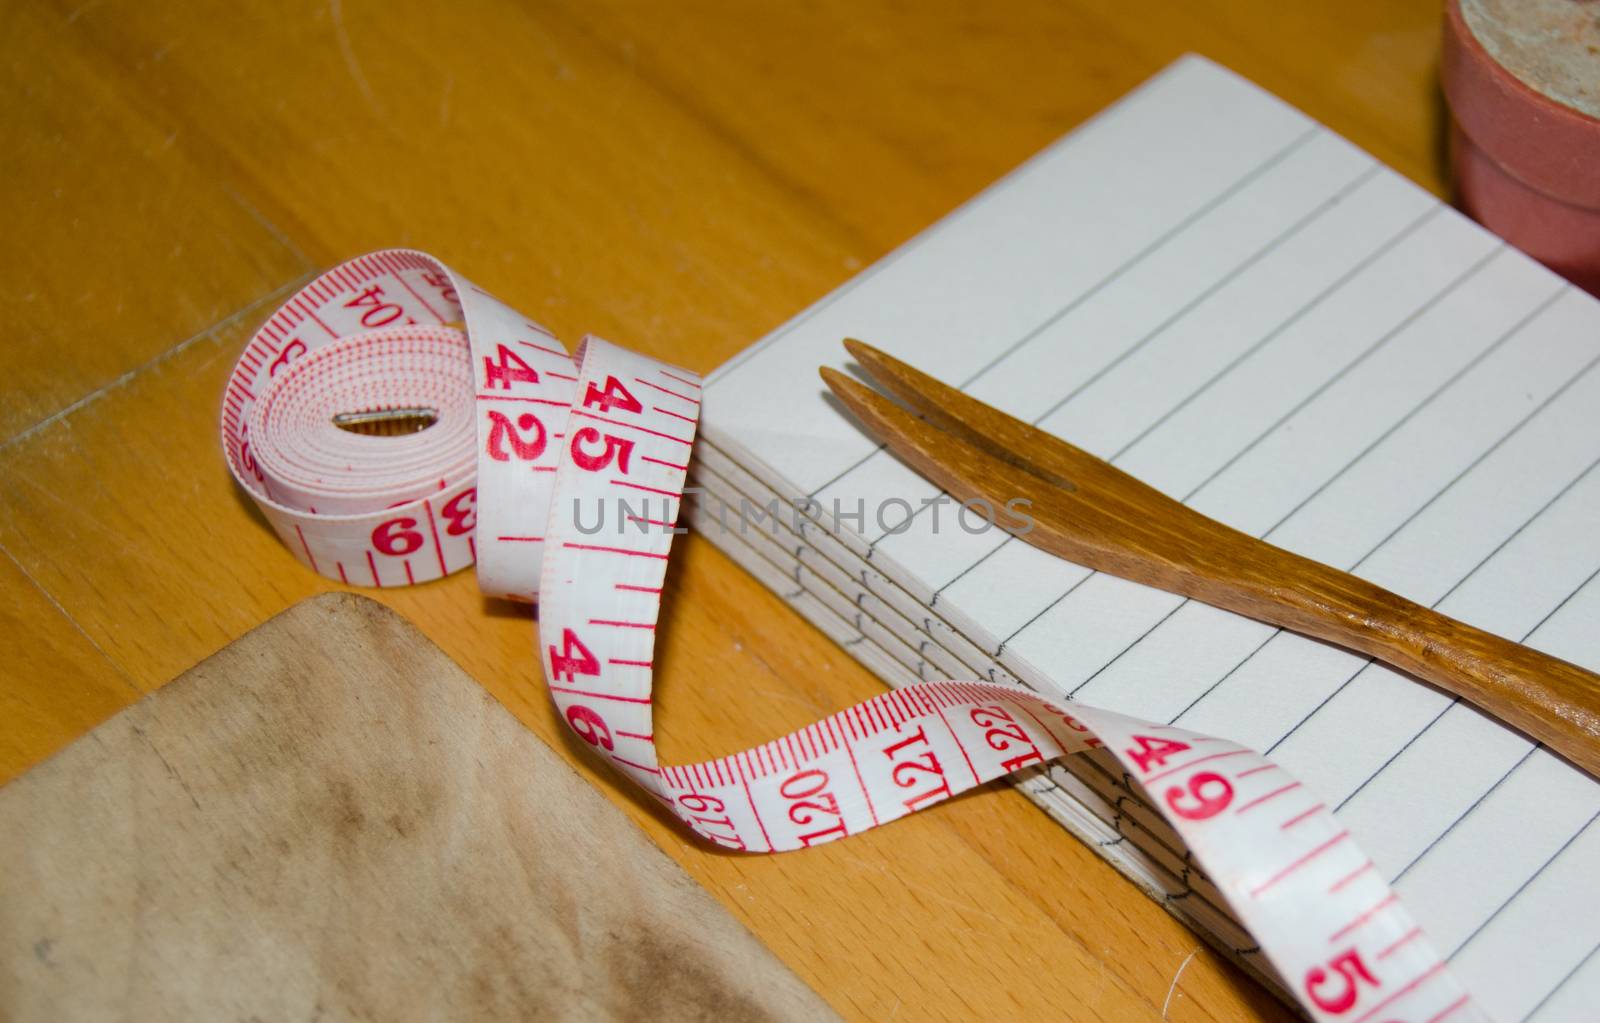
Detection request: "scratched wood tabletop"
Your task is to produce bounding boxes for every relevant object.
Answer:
[1,2,1447,1019]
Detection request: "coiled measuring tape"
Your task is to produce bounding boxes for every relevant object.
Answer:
[223,251,1487,1023]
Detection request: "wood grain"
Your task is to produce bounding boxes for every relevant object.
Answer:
[0,2,311,440]
[0,1,1451,1018]
[0,593,839,1023]
[826,340,1600,779]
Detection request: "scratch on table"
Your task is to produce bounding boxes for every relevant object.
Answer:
[746,685,827,716]
[0,540,142,698]
[222,185,314,272]
[330,0,385,117]
[1,277,309,453]
[914,884,1007,928]
[1162,948,1199,1019]
[63,0,102,24]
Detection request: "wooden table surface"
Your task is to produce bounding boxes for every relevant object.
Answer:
[0,2,1448,1019]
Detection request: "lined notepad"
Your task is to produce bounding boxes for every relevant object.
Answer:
[692,56,1600,1020]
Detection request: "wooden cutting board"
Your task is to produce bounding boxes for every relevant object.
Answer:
[0,593,838,1022]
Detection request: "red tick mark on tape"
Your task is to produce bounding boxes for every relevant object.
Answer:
[1143,748,1249,784]
[1347,960,1448,1023]
[655,406,697,425]
[547,686,651,705]
[1328,859,1376,894]
[1234,781,1301,815]
[1280,803,1327,830]
[1251,831,1350,898]
[1236,763,1281,780]
[658,369,700,391]
[1327,892,1398,943]
[642,456,689,471]
[517,339,567,359]
[1377,925,1424,960]
[612,757,660,774]
[570,409,692,446]
[612,480,679,498]
[635,377,700,404]
[563,542,669,560]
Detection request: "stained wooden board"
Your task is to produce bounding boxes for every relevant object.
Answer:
[0,593,838,1022]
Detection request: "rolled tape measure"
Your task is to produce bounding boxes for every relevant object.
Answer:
[223,251,1487,1023]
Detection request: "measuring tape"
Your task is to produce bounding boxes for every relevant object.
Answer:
[223,251,1487,1023]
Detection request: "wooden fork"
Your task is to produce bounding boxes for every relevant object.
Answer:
[820,339,1600,779]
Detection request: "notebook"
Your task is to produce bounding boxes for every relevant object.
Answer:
[689,56,1600,1021]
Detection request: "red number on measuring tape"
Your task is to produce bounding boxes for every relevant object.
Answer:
[482,344,540,390]
[441,488,475,536]
[674,790,746,849]
[486,410,547,462]
[970,704,1043,771]
[1304,949,1379,1014]
[1125,734,1191,774]
[547,628,600,682]
[1059,711,1104,748]
[419,269,458,306]
[699,825,748,851]
[778,768,847,845]
[882,725,952,812]
[970,704,1028,749]
[582,375,643,415]
[777,770,829,801]
[372,516,423,557]
[677,792,726,815]
[268,339,307,377]
[569,427,635,473]
[344,285,408,328]
[1164,771,1234,821]
[565,704,614,751]
[239,437,265,483]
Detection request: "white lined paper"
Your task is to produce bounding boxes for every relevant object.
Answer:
[697,56,1600,1020]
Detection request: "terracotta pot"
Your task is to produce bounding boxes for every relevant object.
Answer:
[1442,0,1600,296]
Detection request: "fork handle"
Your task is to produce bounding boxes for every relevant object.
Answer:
[1175,544,1600,777]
